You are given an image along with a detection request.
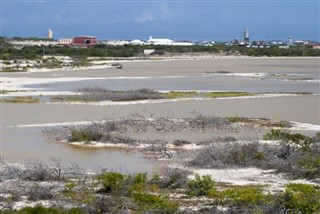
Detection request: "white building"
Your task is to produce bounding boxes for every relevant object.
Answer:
[129,39,145,45]
[107,40,130,46]
[172,42,193,46]
[9,40,58,46]
[147,36,173,45]
[58,38,73,45]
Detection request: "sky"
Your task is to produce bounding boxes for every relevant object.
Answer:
[1,0,320,42]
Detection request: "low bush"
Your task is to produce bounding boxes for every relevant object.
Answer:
[27,184,54,201]
[189,142,268,168]
[69,129,103,142]
[96,172,125,194]
[217,185,272,207]
[128,173,148,194]
[133,192,179,214]
[2,205,84,214]
[84,196,131,214]
[189,132,320,179]
[54,87,164,102]
[21,162,53,181]
[187,175,216,197]
[157,168,189,189]
[263,129,313,150]
[281,183,320,214]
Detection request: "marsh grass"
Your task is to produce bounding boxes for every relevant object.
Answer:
[164,91,198,99]
[204,91,253,98]
[52,88,164,102]
[0,90,29,95]
[0,68,27,72]
[51,87,258,102]
[0,96,40,103]
[228,117,292,128]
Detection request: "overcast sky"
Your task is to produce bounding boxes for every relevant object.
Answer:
[2,0,320,41]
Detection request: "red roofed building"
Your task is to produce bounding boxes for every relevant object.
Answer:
[72,36,98,46]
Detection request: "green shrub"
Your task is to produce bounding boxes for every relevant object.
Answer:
[297,155,320,178]
[133,193,179,214]
[187,175,216,196]
[263,130,314,151]
[226,143,266,166]
[96,172,125,193]
[69,129,103,142]
[129,173,148,194]
[3,205,84,214]
[263,129,290,141]
[228,116,255,123]
[62,182,77,198]
[220,185,271,206]
[281,183,320,214]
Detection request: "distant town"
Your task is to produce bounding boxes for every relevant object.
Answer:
[4,28,320,50]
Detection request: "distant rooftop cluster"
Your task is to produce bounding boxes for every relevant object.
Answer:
[5,28,320,49]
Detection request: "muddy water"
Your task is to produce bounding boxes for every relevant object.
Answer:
[1,57,320,171]
[26,74,319,93]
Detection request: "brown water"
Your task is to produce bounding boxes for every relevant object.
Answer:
[1,57,320,171]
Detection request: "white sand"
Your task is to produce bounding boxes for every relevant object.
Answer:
[47,93,301,107]
[189,167,317,192]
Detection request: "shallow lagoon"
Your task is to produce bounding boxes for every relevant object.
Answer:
[1,57,320,171]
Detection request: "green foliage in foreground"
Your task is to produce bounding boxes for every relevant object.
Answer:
[281,183,320,214]
[95,172,179,213]
[2,205,84,214]
[96,172,125,194]
[1,169,319,214]
[215,185,272,207]
[187,175,216,196]
[187,175,320,213]
[133,193,179,214]
[187,175,270,207]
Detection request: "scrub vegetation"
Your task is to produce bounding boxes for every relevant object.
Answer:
[52,88,164,102]
[188,130,320,179]
[3,112,320,212]
[1,160,319,213]
[51,87,256,102]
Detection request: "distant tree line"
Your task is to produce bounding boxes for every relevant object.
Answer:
[1,38,319,60]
